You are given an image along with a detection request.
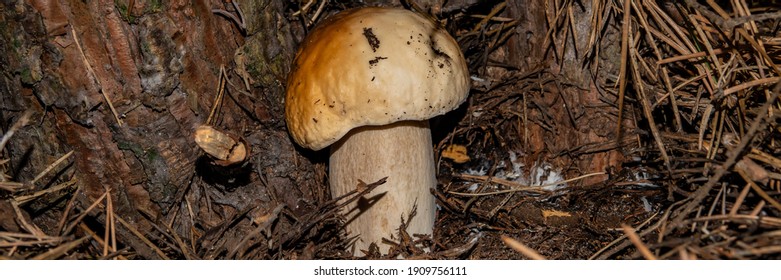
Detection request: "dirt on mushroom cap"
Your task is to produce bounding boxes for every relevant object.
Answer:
[285,7,470,151]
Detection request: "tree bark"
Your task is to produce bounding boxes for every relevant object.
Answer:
[505,0,624,185]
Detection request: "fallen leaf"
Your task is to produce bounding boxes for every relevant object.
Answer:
[442,144,470,163]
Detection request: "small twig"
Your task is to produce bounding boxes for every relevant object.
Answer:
[11,200,47,237]
[691,214,781,227]
[0,110,32,153]
[469,15,515,22]
[669,88,780,232]
[31,236,88,260]
[723,77,781,96]
[0,234,63,248]
[310,0,328,25]
[291,0,315,17]
[737,167,781,213]
[29,151,74,186]
[227,203,285,259]
[0,238,63,248]
[115,214,170,260]
[70,27,122,126]
[621,224,657,260]
[501,235,546,260]
[729,183,752,216]
[684,0,781,29]
[470,1,507,33]
[78,223,117,256]
[616,0,631,137]
[212,1,246,32]
[591,207,667,260]
[656,49,725,65]
[436,233,482,258]
[629,35,673,179]
[206,66,228,125]
[55,184,79,235]
[0,182,25,192]
[449,172,605,197]
[14,177,77,205]
[164,222,194,260]
[62,191,109,235]
[102,188,113,257]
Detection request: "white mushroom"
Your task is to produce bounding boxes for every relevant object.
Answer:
[285,7,469,256]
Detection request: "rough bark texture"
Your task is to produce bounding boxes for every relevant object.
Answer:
[505,0,623,185]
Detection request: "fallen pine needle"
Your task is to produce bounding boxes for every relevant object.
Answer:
[70,27,122,126]
[30,151,74,186]
[622,224,657,260]
[115,214,170,260]
[449,172,605,197]
[31,236,88,260]
[501,235,546,260]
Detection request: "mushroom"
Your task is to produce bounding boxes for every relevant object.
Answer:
[194,125,248,166]
[285,7,469,255]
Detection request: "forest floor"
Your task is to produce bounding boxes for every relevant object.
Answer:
[1,0,780,259]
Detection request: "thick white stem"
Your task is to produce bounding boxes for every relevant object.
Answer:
[329,120,436,256]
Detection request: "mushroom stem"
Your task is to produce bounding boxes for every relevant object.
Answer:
[329,120,436,256]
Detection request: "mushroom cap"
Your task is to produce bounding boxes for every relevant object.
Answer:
[285,7,470,151]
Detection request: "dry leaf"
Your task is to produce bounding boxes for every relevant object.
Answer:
[442,144,470,163]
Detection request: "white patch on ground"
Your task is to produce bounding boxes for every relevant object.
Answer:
[628,167,660,188]
[464,167,487,191]
[464,167,487,176]
[459,151,569,193]
[528,162,567,191]
[641,197,653,212]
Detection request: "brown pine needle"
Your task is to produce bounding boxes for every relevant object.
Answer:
[501,235,546,260]
[657,49,725,65]
[622,224,657,260]
[0,182,25,192]
[14,177,77,205]
[449,172,605,197]
[31,236,89,260]
[11,200,47,237]
[615,0,632,138]
[63,191,109,235]
[737,167,781,213]
[723,77,781,96]
[115,215,170,260]
[70,27,122,126]
[30,151,73,185]
[103,188,112,257]
[471,2,507,33]
[0,110,32,153]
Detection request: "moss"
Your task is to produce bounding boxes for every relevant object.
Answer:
[12,37,21,50]
[117,141,144,156]
[240,35,290,87]
[117,140,160,163]
[147,0,163,13]
[245,56,263,78]
[145,147,159,163]
[19,68,32,84]
[140,40,151,56]
[115,0,136,23]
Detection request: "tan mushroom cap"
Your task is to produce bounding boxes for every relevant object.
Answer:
[285,7,470,151]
